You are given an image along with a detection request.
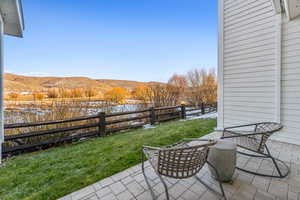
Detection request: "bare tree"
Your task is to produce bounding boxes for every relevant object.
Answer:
[85,88,97,100]
[185,68,217,105]
[146,84,181,107]
[168,74,187,102]
[168,74,187,90]
[47,88,59,99]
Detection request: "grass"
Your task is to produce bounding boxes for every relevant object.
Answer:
[0,118,216,200]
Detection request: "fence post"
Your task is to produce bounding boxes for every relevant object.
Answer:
[181,104,186,119]
[150,107,156,125]
[201,103,205,115]
[98,112,106,136]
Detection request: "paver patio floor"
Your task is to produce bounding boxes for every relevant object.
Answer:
[59,132,300,200]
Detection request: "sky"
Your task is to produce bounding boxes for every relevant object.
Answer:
[5,0,217,82]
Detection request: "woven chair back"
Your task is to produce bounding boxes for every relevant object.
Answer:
[255,122,282,152]
[157,144,209,179]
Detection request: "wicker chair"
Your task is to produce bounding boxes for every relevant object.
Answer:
[142,139,227,200]
[221,122,289,178]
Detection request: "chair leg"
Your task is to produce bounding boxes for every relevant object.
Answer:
[141,151,170,200]
[265,144,284,178]
[157,174,170,200]
[235,145,290,178]
[195,162,227,200]
[141,151,156,200]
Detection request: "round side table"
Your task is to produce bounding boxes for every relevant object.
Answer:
[207,140,237,182]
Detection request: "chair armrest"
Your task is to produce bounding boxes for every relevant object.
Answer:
[182,138,216,142]
[182,138,214,142]
[142,145,161,151]
[224,123,258,131]
[223,123,259,137]
[221,132,265,139]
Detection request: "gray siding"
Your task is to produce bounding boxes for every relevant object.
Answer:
[277,16,300,144]
[223,0,276,127]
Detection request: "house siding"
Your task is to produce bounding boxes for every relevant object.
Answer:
[222,0,277,127]
[276,16,300,145]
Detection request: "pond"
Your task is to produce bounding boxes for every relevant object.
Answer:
[4,101,147,124]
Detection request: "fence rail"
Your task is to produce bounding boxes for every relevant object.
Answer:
[3,102,217,157]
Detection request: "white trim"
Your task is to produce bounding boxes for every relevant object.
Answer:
[217,0,224,130]
[15,0,24,36]
[283,0,291,20]
[274,13,282,123]
[271,0,282,13]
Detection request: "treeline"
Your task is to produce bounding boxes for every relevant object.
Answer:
[46,88,97,99]
[132,68,217,107]
[6,88,98,101]
[5,68,217,106]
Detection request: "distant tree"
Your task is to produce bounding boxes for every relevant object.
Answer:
[168,74,187,102]
[104,88,129,104]
[47,89,59,98]
[185,68,217,104]
[8,92,19,101]
[168,74,187,90]
[132,85,152,103]
[33,92,45,101]
[59,88,72,98]
[85,88,97,99]
[203,69,217,102]
[145,84,180,107]
[71,88,85,98]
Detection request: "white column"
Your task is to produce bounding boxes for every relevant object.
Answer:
[0,15,4,163]
[217,0,224,130]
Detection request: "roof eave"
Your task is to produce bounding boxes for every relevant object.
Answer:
[0,0,24,38]
[282,0,300,20]
[16,0,25,36]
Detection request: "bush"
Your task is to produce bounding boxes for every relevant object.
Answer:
[8,92,19,100]
[47,89,59,98]
[33,92,45,101]
[104,88,129,104]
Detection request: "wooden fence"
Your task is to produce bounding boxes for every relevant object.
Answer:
[3,102,217,157]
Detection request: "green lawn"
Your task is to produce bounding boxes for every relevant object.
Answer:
[0,118,216,200]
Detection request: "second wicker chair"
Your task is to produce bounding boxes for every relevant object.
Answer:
[142,139,227,200]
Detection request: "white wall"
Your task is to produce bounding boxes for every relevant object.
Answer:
[221,0,277,127]
[219,0,300,145]
[274,16,300,145]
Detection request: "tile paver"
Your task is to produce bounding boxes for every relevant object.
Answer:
[116,190,135,200]
[126,181,145,196]
[101,193,118,200]
[268,179,288,199]
[59,132,300,200]
[109,182,127,195]
[95,187,111,198]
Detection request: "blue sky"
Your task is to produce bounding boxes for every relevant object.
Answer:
[5,0,217,82]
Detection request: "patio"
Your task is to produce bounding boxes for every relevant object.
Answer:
[59,132,300,200]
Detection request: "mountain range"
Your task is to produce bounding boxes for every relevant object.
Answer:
[4,73,159,94]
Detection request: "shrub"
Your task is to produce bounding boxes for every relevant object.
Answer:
[132,85,152,103]
[104,88,129,104]
[33,92,45,101]
[47,89,59,98]
[85,88,97,99]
